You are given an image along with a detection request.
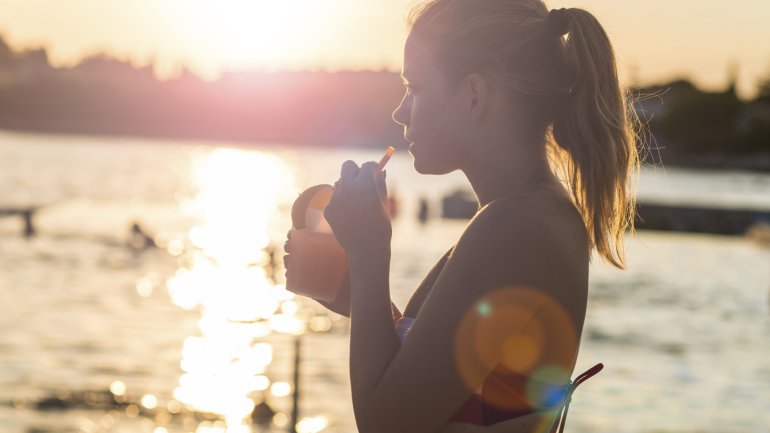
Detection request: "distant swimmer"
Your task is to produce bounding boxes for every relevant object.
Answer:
[417,197,429,224]
[128,222,157,250]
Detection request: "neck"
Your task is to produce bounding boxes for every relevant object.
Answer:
[461,138,559,209]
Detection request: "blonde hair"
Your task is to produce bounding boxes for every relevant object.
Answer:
[407,0,641,269]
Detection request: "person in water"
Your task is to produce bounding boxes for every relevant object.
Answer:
[285,0,640,431]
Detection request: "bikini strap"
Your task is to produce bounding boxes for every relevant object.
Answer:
[548,363,604,433]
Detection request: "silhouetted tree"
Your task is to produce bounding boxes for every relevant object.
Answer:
[655,88,744,152]
[758,70,770,99]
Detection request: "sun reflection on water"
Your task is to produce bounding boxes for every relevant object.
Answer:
[165,148,305,431]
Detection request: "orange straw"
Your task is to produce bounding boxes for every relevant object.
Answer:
[377,146,396,171]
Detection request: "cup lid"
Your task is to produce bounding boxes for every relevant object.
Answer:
[291,184,333,230]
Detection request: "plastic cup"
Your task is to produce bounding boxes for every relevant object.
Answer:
[285,184,348,302]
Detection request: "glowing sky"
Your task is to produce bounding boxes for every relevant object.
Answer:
[1,0,768,98]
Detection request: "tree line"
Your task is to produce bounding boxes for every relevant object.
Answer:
[1,35,769,168]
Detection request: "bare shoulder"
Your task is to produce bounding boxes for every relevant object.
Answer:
[453,194,574,262]
[448,193,589,299]
[471,196,550,239]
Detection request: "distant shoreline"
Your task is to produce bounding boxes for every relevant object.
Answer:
[4,125,770,173]
[0,124,395,151]
[646,149,770,173]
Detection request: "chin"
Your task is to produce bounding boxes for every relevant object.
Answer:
[413,161,433,175]
[412,156,456,175]
[410,143,463,175]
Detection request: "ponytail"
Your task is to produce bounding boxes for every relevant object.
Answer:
[550,8,641,269]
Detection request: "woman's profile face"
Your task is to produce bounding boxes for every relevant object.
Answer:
[392,35,473,175]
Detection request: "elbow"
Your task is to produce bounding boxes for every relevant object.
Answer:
[353,391,434,433]
[354,405,400,433]
[356,411,427,433]
[357,423,404,433]
[353,400,379,433]
[355,409,387,433]
[355,417,383,433]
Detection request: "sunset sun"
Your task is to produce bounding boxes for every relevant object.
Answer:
[180,0,327,73]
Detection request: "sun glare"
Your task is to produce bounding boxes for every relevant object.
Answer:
[165,147,305,430]
[181,0,326,75]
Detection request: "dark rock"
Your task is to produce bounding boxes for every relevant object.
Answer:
[251,400,276,425]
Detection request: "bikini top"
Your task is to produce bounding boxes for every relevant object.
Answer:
[398,245,602,431]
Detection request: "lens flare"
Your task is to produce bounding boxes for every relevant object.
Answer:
[455,286,578,411]
[527,365,572,407]
[476,300,492,317]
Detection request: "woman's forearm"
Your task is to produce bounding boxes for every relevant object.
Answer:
[347,249,401,430]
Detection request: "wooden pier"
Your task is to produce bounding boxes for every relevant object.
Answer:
[0,207,37,237]
[440,190,770,236]
[635,202,770,236]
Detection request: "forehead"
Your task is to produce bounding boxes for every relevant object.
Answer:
[401,35,436,79]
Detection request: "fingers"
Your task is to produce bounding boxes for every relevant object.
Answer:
[284,229,292,252]
[357,162,383,187]
[328,159,386,216]
[359,161,378,178]
[360,162,387,201]
[337,160,381,187]
[284,229,295,272]
[331,160,361,201]
[340,160,359,181]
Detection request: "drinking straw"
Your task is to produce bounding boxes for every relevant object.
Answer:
[377,146,395,171]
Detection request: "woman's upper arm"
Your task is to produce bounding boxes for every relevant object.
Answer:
[363,205,550,433]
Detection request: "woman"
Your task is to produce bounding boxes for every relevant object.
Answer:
[285,0,639,432]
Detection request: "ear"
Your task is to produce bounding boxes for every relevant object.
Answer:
[463,72,490,120]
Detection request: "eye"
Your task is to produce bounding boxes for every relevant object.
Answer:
[403,82,417,94]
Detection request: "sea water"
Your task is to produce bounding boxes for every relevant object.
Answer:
[1,130,769,433]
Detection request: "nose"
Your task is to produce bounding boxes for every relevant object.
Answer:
[391,94,409,127]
